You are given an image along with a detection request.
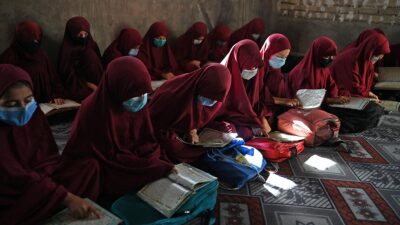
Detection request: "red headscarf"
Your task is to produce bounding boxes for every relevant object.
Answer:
[228,18,265,49]
[102,28,142,68]
[62,57,173,195]
[288,36,339,98]
[138,21,178,80]
[217,39,264,128]
[341,28,385,52]
[57,16,104,102]
[149,63,231,133]
[331,33,390,97]
[174,21,209,72]
[0,21,66,103]
[0,64,100,224]
[260,33,291,99]
[207,24,231,62]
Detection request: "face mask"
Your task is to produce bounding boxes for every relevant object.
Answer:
[241,68,258,80]
[371,55,380,64]
[122,93,148,112]
[197,95,217,107]
[23,41,41,54]
[128,48,139,57]
[319,58,333,67]
[0,99,37,126]
[193,39,203,45]
[269,55,286,69]
[153,38,167,47]
[216,40,226,46]
[75,37,88,46]
[252,33,260,40]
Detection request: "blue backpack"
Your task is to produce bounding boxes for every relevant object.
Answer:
[198,138,267,190]
[111,180,218,225]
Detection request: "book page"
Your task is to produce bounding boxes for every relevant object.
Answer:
[329,97,370,110]
[137,178,192,218]
[39,103,54,115]
[176,128,237,147]
[43,198,122,225]
[296,89,326,109]
[168,163,217,191]
[151,80,167,90]
[44,99,81,110]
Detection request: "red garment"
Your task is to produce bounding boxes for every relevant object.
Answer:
[341,28,385,52]
[216,39,264,137]
[207,24,230,62]
[259,34,291,125]
[57,16,104,102]
[0,64,99,225]
[149,63,231,162]
[174,22,209,72]
[138,21,178,80]
[102,28,142,68]
[227,18,265,49]
[288,36,339,98]
[0,21,66,103]
[62,57,173,196]
[331,33,390,97]
[383,43,400,66]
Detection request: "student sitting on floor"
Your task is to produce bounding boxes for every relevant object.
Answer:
[173,21,209,73]
[330,33,390,133]
[259,33,301,128]
[149,63,231,163]
[0,21,66,104]
[61,57,174,197]
[0,64,100,225]
[207,24,231,63]
[138,21,178,81]
[227,18,265,49]
[102,28,142,68]
[58,16,104,102]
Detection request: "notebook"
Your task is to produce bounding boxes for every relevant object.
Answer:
[329,97,370,110]
[136,163,217,218]
[39,99,80,116]
[296,89,326,109]
[176,128,237,147]
[43,198,122,225]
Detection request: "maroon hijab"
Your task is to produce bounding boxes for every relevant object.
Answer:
[0,21,66,103]
[341,28,385,52]
[228,18,265,49]
[138,21,178,80]
[288,36,339,98]
[57,16,104,102]
[217,39,264,128]
[331,33,390,97]
[207,24,231,62]
[62,57,173,194]
[174,22,209,72]
[102,28,142,68]
[260,33,291,99]
[0,64,67,224]
[149,63,231,133]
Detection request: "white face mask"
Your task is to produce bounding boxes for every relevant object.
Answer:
[252,33,260,40]
[241,68,258,80]
[371,55,380,64]
[193,39,203,45]
[128,48,139,57]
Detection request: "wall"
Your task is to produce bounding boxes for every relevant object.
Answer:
[0,0,266,64]
[268,0,400,54]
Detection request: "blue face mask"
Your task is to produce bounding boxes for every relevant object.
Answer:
[153,38,167,48]
[128,48,139,57]
[269,55,286,69]
[123,93,148,112]
[197,95,217,107]
[0,99,37,126]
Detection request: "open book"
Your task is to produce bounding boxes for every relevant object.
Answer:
[137,163,217,218]
[151,80,167,90]
[296,89,326,109]
[40,99,80,116]
[176,128,238,147]
[329,97,370,110]
[43,198,122,225]
[267,131,305,142]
